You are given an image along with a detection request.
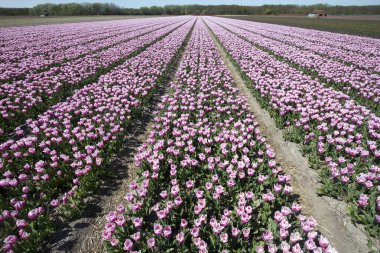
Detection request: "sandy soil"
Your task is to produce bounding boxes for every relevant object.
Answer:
[205,19,376,253]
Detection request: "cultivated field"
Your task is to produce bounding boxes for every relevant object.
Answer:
[224,15,380,38]
[0,15,161,27]
[0,16,379,253]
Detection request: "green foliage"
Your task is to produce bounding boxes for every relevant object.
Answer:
[0,8,29,16]
[263,9,274,15]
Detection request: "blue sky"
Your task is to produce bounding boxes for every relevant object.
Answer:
[0,0,379,8]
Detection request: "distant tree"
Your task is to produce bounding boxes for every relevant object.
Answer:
[1,3,380,16]
[0,8,29,16]
[263,8,272,15]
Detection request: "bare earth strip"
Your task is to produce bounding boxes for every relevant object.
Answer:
[204,19,374,253]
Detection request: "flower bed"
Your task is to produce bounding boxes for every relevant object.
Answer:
[0,18,195,252]
[217,18,380,72]
[103,20,335,253]
[204,17,380,240]
[0,18,180,82]
[0,18,190,139]
[210,17,380,115]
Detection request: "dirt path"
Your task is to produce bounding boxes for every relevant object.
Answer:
[205,20,373,253]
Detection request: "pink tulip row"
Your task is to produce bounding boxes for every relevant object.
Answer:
[0,18,190,138]
[0,18,183,82]
[103,19,336,253]
[0,17,195,252]
[0,19,128,44]
[204,17,380,239]
[234,19,380,58]
[0,21,134,63]
[209,18,380,111]
[219,18,380,72]
[0,18,166,62]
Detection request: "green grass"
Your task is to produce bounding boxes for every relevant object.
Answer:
[222,15,380,38]
[0,15,165,27]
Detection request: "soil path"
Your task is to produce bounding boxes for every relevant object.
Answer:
[205,19,373,253]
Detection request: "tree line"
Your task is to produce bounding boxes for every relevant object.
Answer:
[0,3,380,16]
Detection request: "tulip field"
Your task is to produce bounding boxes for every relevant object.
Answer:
[204,16,380,241]
[0,15,379,253]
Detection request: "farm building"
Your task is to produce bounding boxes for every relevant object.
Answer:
[308,9,327,17]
